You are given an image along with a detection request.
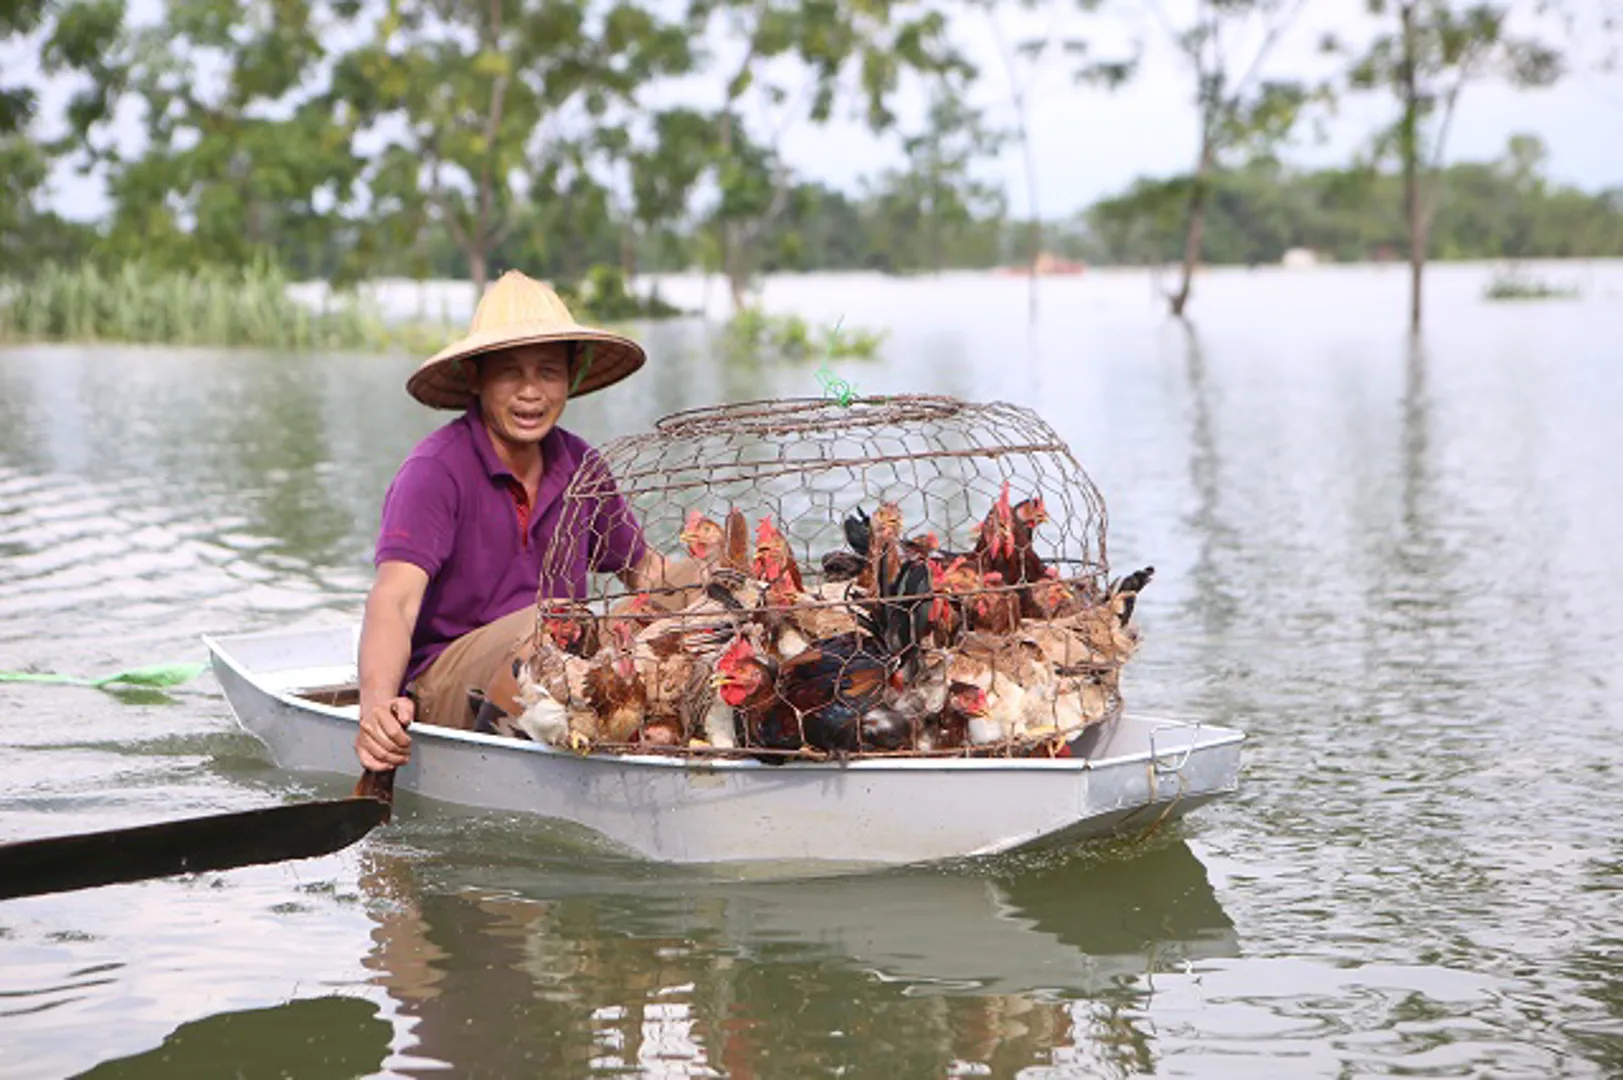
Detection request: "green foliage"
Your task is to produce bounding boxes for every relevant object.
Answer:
[725,308,886,362]
[0,0,50,135]
[0,260,408,350]
[1483,268,1581,301]
[1085,139,1623,265]
[554,264,683,321]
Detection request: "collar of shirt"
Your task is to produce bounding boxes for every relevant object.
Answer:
[460,403,579,540]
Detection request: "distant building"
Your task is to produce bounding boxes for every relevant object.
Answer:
[993,252,1087,276]
[1281,247,1319,269]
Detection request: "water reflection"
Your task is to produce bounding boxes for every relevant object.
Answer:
[75,996,391,1079]
[356,841,1236,1075]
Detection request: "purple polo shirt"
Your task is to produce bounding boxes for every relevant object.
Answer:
[375,405,646,685]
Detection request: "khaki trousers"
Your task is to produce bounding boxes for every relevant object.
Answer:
[408,605,539,730]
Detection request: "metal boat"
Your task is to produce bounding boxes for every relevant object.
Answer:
[204,624,1245,866]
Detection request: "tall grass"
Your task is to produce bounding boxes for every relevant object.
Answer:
[0,261,410,351]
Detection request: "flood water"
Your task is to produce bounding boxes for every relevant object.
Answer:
[2,262,1621,1077]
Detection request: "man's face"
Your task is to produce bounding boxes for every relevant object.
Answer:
[469,344,571,449]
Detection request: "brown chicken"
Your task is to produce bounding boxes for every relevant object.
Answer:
[510,641,596,750]
[753,514,815,660]
[930,557,1020,640]
[586,599,650,742]
[918,681,990,751]
[854,502,903,594]
[646,511,728,612]
[947,631,1049,744]
[752,514,804,597]
[972,482,1051,617]
[722,507,751,572]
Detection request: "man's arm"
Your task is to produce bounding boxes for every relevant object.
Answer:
[617,548,668,593]
[356,560,429,771]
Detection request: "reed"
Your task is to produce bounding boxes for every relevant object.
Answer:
[0,261,426,351]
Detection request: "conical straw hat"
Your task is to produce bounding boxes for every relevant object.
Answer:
[407,271,647,409]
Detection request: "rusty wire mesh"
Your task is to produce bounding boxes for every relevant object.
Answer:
[514,395,1144,762]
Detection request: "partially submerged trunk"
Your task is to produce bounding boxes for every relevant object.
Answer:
[620,224,638,280]
[722,222,748,311]
[1169,132,1215,319]
[1400,0,1424,333]
[466,248,489,295]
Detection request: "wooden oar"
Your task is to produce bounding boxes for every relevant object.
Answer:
[351,698,410,817]
[0,796,392,901]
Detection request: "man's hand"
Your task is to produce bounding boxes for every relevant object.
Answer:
[357,560,428,772]
[357,697,414,771]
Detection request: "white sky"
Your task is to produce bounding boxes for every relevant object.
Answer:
[9,0,1622,223]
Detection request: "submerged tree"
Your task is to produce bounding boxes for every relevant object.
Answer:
[1141,0,1317,318]
[881,89,1007,274]
[1348,0,1562,331]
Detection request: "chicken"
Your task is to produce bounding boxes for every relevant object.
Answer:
[928,557,1019,641]
[969,570,1022,636]
[820,549,866,582]
[791,580,864,642]
[692,683,737,749]
[775,631,894,754]
[947,632,1048,744]
[633,629,708,746]
[1042,672,1114,734]
[1024,602,1141,672]
[854,556,934,682]
[713,633,800,761]
[918,681,989,752]
[843,502,903,594]
[716,629,900,756]
[889,647,951,720]
[750,514,820,660]
[478,603,590,729]
[645,511,727,612]
[535,599,600,659]
[586,603,649,743]
[972,482,1052,616]
[632,584,753,746]
[721,507,751,573]
[1107,565,1155,625]
[513,649,597,750]
[1029,573,1090,621]
[753,514,804,598]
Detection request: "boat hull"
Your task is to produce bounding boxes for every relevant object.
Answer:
[204,626,1244,866]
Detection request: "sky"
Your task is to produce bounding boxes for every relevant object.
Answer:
[10,0,1623,223]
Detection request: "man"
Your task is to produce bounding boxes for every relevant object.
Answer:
[355,270,664,772]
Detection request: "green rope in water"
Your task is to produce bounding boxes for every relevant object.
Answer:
[0,661,207,689]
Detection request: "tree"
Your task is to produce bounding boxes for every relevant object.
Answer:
[1,0,52,138]
[868,89,1006,273]
[333,0,691,292]
[967,0,1131,319]
[1141,0,1316,317]
[686,0,969,309]
[47,0,362,273]
[1348,1,1562,331]
[2,0,124,264]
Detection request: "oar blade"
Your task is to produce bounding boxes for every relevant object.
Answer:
[0,798,392,901]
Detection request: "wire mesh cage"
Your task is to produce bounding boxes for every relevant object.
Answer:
[509,395,1151,762]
